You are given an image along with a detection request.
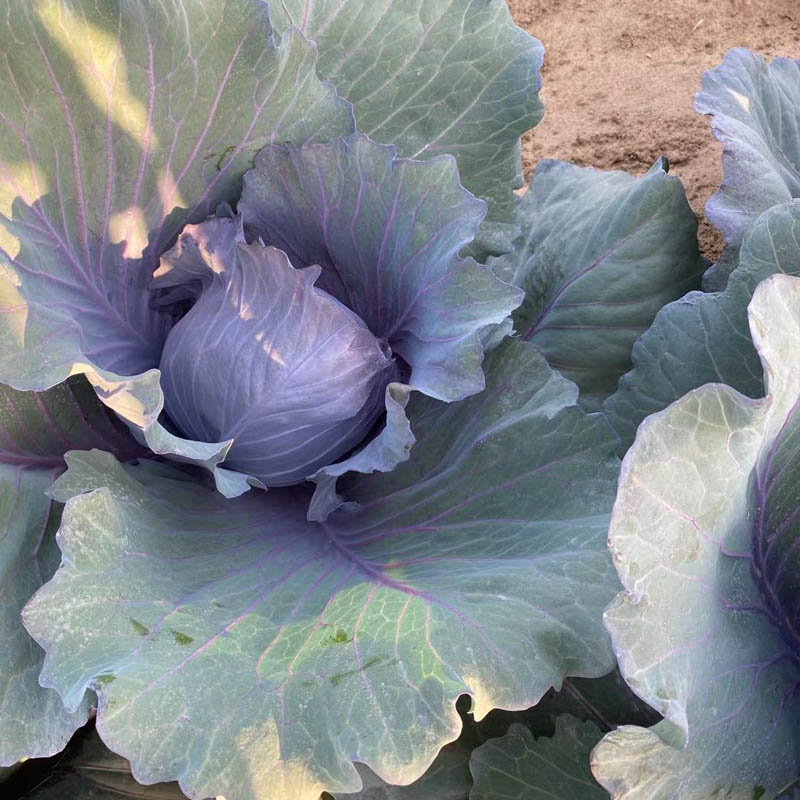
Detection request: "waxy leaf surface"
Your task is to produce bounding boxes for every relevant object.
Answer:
[268,0,545,256]
[470,717,606,800]
[593,275,800,798]
[490,159,704,411]
[695,49,800,250]
[606,199,800,450]
[24,340,620,800]
[0,378,139,765]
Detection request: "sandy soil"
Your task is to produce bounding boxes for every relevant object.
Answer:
[510,0,800,260]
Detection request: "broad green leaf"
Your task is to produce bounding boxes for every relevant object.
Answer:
[489,159,704,411]
[1,377,141,471]
[268,0,544,257]
[23,340,620,800]
[592,274,800,798]
[0,0,353,477]
[0,378,139,766]
[695,49,800,250]
[332,667,660,800]
[470,717,606,800]
[605,199,800,451]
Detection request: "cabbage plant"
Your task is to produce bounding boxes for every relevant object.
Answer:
[592,51,800,798]
[0,2,744,799]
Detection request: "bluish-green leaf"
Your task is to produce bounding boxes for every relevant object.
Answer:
[268,0,544,257]
[592,274,800,798]
[490,159,704,411]
[23,340,619,800]
[695,48,800,250]
[0,465,91,767]
[0,377,138,766]
[238,134,522,514]
[470,717,607,800]
[605,199,800,451]
[239,135,522,404]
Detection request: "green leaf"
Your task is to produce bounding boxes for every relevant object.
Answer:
[0,465,92,767]
[0,377,139,766]
[1,376,141,471]
[695,49,800,250]
[269,0,544,257]
[470,717,607,800]
[592,274,800,798]
[490,159,704,411]
[0,0,353,480]
[605,199,800,451]
[23,340,620,800]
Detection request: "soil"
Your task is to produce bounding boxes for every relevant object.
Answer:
[510,0,800,260]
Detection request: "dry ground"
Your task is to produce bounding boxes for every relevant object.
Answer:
[510,0,800,259]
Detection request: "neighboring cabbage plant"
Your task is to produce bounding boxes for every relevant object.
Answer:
[0,2,716,799]
[592,50,800,799]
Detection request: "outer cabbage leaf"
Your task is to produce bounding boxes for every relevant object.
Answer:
[470,717,607,800]
[1,378,140,766]
[333,667,659,800]
[605,199,800,451]
[0,465,91,767]
[488,158,705,411]
[307,383,415,523]
[153,216,398,487]
[80,363,258,498]
[695,48,800,251]
[592,274,800,799]
[267,0,544,257]
[0,0,353,479]
[23,339,620,800]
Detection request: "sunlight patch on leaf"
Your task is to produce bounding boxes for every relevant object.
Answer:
[37,0,157,150]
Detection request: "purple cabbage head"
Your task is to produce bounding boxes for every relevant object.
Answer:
[154,218,399,486]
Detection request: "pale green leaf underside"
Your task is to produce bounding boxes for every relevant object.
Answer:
[24,340,620,800]
[269,0,544,256]
[470,717,606,800]
[490,159,704,412]
[605,199,800,450]
[593,275,800,798]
